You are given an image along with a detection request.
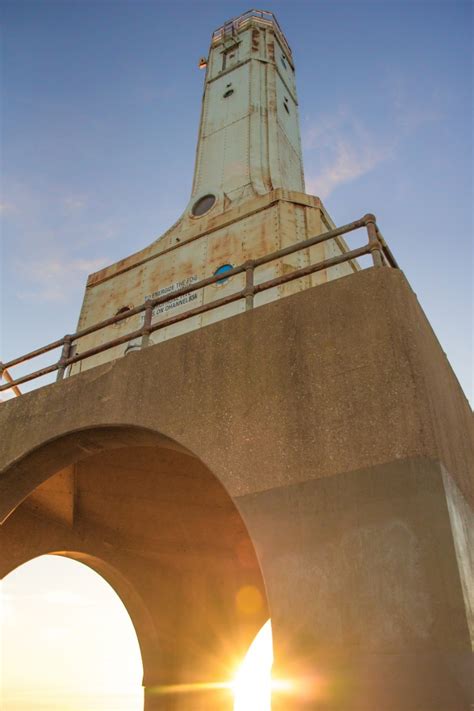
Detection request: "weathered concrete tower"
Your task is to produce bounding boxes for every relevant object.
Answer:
[191,11,304,201]
[68,10,356,372]
[1,9,473,711]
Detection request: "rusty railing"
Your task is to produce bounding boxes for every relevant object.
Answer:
[0,214,398,397]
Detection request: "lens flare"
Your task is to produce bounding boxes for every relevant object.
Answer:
[114,619,294,710]
[232,620,292,710]
[232,620,272,710]
[235,585,263,615]
[149,681,232,695]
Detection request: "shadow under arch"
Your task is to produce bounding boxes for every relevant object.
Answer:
[0,424,195,522]
[0,423,270,708]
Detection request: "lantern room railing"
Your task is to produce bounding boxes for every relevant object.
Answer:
[212,9,292,58]
[0,214,398,397]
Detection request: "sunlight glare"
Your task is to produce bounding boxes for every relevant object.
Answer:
[1,555,143,711]
[233,619,273,711]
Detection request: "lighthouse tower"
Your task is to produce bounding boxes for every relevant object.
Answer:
[1,10,472,711]
[191,10,304,202]
[69,10,357,372]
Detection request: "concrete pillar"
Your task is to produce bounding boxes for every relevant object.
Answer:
[1,268,473,711]
[239,458,473,710]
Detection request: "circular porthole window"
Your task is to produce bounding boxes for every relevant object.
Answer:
[192,194,216,217]
[114,305,132,326]
[214,263,234,284]
[115,305,131,315]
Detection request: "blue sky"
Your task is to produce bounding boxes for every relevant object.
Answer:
[1,0,472,401]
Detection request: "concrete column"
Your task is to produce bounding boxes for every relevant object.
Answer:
[239,458,473,711]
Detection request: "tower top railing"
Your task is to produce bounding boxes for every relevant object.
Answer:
[0,214,398,398]
[211,9,292,58]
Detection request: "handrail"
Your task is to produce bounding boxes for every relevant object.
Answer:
[0,213,397,395]
[212,9,292,58]
[0,367,22,398]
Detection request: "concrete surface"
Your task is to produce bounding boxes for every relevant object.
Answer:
[1,267,473,709]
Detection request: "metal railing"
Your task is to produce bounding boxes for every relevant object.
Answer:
[0,367,22,398]
[212,9,292,58]
[0,214,398,397]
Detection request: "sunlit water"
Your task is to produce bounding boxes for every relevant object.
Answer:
[1,556,273,711]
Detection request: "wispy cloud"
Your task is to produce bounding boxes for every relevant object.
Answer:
[1,182,118,304]
[303,107,394,198]
[2,181,121,249]
[16,255,109,302]
[0,201,15,215]
[303,77,444,199]
[389,73,444,132]
[63,195,86,212]
[306,141,392,200]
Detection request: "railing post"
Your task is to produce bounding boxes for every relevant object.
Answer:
[141,302,153,348]
[56,336,72,381]
[0,212,398,399]
[365,213,383,267]
[244,261,255,310]
[0,364,22,397]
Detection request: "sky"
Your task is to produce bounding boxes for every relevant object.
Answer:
[0,0,472,402]
[1,556,144,710]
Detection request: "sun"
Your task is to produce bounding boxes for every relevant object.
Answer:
[232,620,273,711]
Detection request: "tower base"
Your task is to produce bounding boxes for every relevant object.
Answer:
[1,267,472,709]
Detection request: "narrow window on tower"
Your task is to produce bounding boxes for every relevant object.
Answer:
[223,82,234,98]
[283,96,290,114]
[114,305,132,326]
[222,46,238,71]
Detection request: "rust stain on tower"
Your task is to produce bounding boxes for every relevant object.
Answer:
[1,9,473,711]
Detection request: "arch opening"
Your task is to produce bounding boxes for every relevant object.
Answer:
[1,554,144,711]
[1,426,273,709]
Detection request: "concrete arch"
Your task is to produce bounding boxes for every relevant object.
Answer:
[0,423,269,710]
[1,270,473,710]
[0,425,189,523]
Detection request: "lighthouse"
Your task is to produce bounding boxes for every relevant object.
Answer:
[1,10,472,711]
[69,10,357,373]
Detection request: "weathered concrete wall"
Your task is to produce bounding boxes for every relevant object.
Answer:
[194,16,303,199]
[1,268,472,709]
[240,457,472,709]
[71,191,356,373]
[3,268,471,508]
[442,465,474,647]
